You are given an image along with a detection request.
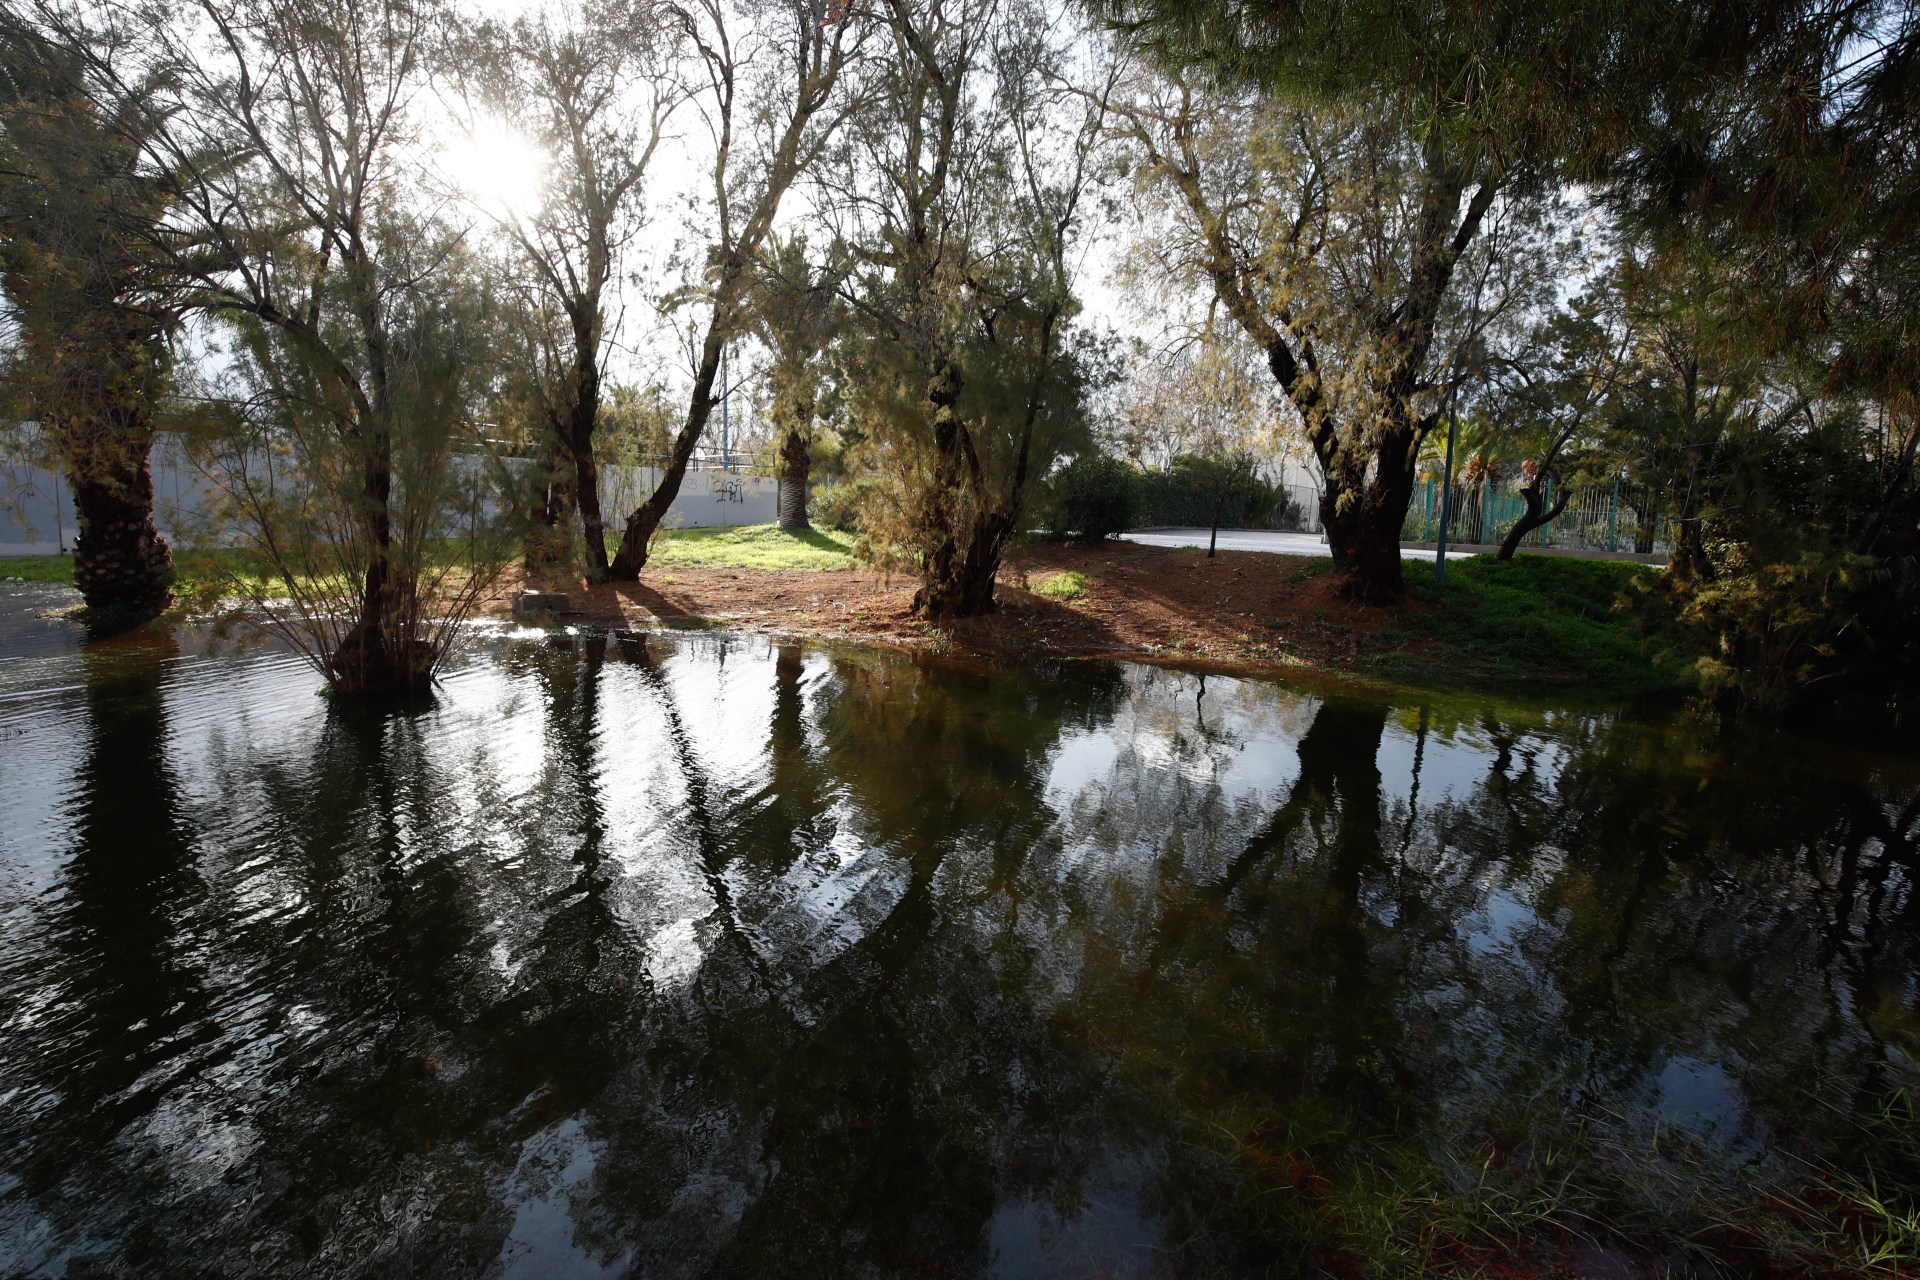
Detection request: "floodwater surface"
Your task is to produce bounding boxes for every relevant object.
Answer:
[1,590,1917,1277]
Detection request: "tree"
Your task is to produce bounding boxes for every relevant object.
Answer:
[145,0,510,695]
[1609,250,1762,586]
[1041,452,1136,543]
[1107,72,1548,601]
[827,0,1112,618]
[455,0,684,577]
[1186,449,1262,557]
[1482,277,1634,561]
[198,243,511,697]
[1624,5,1920,708]
[603,0,864,580]
[0,10,178,623]
[745,231,845,530]
[1101,0,1920,705]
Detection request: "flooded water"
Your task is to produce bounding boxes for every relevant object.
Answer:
[2,584,1917,1277]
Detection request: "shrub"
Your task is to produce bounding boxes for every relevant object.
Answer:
[1042,454,1138,543]
[810,473,889,533]
[1133,454,1303,529]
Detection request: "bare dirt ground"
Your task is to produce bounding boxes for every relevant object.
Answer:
[485,541,1425,680]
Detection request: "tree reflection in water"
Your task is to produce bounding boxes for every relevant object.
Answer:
[0,629,1915,1276]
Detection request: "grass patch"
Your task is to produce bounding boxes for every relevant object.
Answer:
[1385,553,1680,695]
[645,523,855,572]
[1032,569,1088,600]
[0,555,75,584]
[2,546,491,607]
[13,526,854,592]
[0,550,271,598]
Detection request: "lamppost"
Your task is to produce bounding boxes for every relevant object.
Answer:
[1435,254,1492,586]
[719,344,731,469]
[1434,410,1459,585]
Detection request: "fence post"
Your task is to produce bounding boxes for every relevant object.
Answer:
[1542,478,1552,546]
[1607,477,1620,553]
[1423,479,1433,541]
[1483,474,1492,545]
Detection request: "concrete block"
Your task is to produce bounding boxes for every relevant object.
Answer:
[513,590,573,616]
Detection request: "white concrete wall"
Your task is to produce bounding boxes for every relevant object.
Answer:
[607,464,780,531]
[0,433,778,556]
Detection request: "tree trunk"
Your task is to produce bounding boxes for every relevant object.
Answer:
[572,441,606,576]
[525,429,576,570]
[1319,431,1418,604]
[1666,449,1714,585]
[778,426,811,531]
[909,352,1024,620]
[1635,500,1659,556]
[62,405,174,625]
[327,429,413,697]
[569,317,609,577]
[911,355,1003,619]
[324,327,417,699]
[607,332,725,580]
[1498,480,1572,560]
[1306,159,1487,604]
[918,508,1013,619]
[1665,360,1715,586]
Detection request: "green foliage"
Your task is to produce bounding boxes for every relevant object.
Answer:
[1133,453,1297,529]
[1655,373,1917,714]
[1662,549,1880,714]
[595,384,682,468]
[745,233,844,436]
[807,468,887,535]
[1041,454,1138,543]
[645,523,855,572]
[194,234,516,684]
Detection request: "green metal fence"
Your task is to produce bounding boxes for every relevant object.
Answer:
[1402,478,1670,556]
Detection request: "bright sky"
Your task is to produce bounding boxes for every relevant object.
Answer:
[427,0,1147,444]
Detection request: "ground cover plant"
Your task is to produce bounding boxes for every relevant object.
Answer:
[1031,569,1088,599]
[1376,555,1682,695]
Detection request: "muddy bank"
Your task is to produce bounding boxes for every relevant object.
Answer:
[489,542,1441,684]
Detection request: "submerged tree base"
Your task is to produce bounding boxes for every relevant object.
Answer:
[323,627,440,699]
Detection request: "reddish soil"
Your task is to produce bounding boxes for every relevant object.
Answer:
[487,542,1427,680]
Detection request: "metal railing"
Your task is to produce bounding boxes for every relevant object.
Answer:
[1402,477,1670,555]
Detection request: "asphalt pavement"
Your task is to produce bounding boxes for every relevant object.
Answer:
[1120,527,1473,560]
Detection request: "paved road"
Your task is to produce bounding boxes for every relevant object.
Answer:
[1121,527,1473,561]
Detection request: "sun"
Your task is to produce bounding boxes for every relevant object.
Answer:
[440,121,548,221]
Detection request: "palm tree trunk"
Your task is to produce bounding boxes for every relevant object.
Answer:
[778,427,811,530]
[63,404,173,624]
